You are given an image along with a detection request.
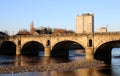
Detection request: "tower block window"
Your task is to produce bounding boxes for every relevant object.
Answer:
[89,39,92,47]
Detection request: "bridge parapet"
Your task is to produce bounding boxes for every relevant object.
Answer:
[94,32,120,35]
[7,32,120,38]
[10,33,93,38]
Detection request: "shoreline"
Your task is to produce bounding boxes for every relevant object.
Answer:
[0,60,105,74]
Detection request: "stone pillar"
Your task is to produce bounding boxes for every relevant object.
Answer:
[86,48,94,60]
[44,46,51,56]
[16,45,21,55]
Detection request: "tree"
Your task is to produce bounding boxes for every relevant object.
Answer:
[0,31,8,38]
[47,27,52,34]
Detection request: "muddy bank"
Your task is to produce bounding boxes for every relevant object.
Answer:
[0,60,105,74]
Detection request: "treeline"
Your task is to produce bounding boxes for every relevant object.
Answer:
[17,27,75,35]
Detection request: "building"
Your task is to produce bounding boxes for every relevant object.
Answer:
[97,27,107,33]
[76,13,94,33]
[17,29,30,35]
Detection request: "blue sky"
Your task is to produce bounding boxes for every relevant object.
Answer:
[0,0,120,35]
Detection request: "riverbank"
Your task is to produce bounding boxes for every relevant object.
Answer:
[0,59,105,74]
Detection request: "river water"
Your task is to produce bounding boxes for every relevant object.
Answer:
[0,48,120,76]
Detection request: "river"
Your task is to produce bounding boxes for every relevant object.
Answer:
[0,48,120,76]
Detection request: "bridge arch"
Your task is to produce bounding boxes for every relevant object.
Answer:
[51,40,85,56]
[94,40,120,63]
[0,41,16,55]
[21,41,44,56]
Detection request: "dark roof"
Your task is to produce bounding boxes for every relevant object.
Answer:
[36,30,42,34]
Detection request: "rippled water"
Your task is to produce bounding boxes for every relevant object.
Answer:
[0,48,120,76]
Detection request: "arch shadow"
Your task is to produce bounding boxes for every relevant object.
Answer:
[51,40,85,57]
[0,41,16,55]
[94,40,120,64]
[21,41,44,56]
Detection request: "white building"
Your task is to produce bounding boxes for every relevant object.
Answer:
[76,13,94,33]
[97,27,107,33]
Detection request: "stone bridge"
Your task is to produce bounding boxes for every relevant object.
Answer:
[1,32,120,62]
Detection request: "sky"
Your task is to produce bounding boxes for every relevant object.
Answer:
[0,0,120,35]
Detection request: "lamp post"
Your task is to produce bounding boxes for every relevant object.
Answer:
[106,25,108,32]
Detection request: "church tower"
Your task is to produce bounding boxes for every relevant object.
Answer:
[30,21,35,34]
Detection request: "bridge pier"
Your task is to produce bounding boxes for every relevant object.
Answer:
[86,48,94,60]
[16,45,21,55]
[15,55,21,66]
[44,46,51,56]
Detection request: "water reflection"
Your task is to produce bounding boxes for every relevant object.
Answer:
[0,55,85,66]
[18,56,72,66]
[0,55,16,66]
[111,48,120,76]
[0,49,85,66]
[1,49,120,76]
